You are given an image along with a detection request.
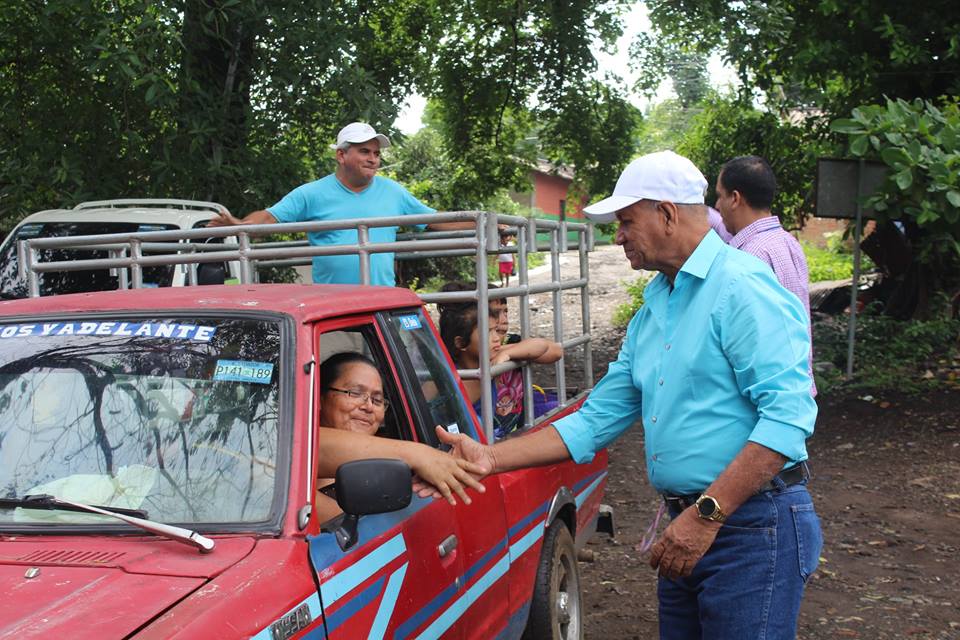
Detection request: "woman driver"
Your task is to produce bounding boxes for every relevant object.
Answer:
[319,352,387,435]
[316,352,388,521]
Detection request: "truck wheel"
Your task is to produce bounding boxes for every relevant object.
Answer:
[523,521,582,640]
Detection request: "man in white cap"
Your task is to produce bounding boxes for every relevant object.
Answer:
[210,122,467,286]
[436,150,821,639]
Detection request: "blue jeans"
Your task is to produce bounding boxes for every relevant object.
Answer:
[658,483,822,640]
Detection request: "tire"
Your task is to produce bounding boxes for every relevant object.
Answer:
[522,521,582,640]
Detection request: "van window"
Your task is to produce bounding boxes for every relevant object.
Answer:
[0,222,180,299]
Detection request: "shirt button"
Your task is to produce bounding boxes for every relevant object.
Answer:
[658,378,664,386]
[651,416,658,423]
[652,454,658,461]
[665,344,671,351]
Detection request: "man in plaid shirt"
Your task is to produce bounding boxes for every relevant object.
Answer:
[714,155,817,396]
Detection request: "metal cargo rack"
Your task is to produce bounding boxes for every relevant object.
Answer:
[17,210,594,442]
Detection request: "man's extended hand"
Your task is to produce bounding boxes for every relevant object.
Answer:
[418,426,496,501]
[207,207,241,227]
[648,506,721,580]
[404,440,487,506]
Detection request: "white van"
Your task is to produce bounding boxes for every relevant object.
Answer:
[0,199,240,299]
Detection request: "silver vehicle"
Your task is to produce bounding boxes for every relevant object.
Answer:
[0,199,239,299]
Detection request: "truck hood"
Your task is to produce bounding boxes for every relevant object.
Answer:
[0,536,256,639]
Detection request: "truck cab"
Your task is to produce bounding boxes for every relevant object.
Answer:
[0,211,608,639]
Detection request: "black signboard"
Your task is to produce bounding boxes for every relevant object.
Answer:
[814,158,888,219]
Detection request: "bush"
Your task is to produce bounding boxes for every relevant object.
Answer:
[813,304,960,393]
[802,239,875,283]
[612,275,651,327]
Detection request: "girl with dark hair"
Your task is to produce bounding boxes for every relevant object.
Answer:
[439,297,561,440]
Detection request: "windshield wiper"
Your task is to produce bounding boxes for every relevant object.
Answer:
[0,494,215,554]
[0,495,148,519]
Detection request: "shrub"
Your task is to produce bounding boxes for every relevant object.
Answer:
[813,304,960,393]
[802,240,875,283]
[612,275,651,327]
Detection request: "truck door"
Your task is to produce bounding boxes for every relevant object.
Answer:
[379,308,513,640]
[307,318,467,640]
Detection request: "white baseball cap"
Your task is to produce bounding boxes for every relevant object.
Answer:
[583,150,707,223]
[334,122,391,150]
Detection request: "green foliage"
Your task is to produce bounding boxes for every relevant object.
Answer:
[637,1,960,115]
[636,99,698,156]
[813,306,960,393]
[802,240,874,283]
[612,275,651,327]
[830,98,960,267]
[0,0,638,237]
[676,93,826,228]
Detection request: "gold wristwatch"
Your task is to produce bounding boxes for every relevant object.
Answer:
[694,494,727,523]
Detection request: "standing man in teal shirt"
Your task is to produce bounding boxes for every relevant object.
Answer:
[210,122,468,286]
[438,150,822,639]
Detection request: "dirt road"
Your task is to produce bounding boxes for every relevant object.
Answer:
[520,243,960,639]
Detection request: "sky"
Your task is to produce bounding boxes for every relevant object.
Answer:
[393,3,738,135]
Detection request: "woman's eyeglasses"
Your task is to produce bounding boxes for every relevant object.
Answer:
[326,386,389,408]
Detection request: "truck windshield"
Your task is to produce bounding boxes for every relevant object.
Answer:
[0,317,284,528]
[0,222,180,299]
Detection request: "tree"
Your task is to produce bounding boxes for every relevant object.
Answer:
[635,1,960,114]
[831,98,960,317]
[0,0,639,236]
[676,93,824,228]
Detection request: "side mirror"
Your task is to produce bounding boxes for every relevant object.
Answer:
[324,459,412,551]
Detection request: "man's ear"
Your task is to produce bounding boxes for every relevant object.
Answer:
[659,201,680,233]
[731,189,744,209]
[454,336,467,351]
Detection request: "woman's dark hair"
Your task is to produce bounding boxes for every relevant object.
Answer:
[319,352,379,390]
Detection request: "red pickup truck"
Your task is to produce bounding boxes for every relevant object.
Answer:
[0,281,608,639]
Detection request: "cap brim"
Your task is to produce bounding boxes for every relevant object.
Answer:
[582,195,641,223]
[336,133,392,149]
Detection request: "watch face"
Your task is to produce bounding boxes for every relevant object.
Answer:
[698,498,717,517]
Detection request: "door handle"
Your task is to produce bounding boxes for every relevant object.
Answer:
[437,535,458,558]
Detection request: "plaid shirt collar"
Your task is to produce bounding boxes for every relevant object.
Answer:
[729,215,782,249]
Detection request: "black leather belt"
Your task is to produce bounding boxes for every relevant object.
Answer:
[662,463,810,511]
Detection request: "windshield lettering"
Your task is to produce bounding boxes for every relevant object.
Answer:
[0,321,217,342]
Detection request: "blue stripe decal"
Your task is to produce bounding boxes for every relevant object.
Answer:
[307,496,431,574]
[393,577,462,640]
[321,533,406,605]
[572,469,603,494]
[493,600,532,640]
[413,554,511,640]
[507,501,549,540]
[325,575,386,632]
[575,474,605,509]
[369,563,408,640]
[462,537,507,584]
[394,538,507,639]
[509,519,545,562]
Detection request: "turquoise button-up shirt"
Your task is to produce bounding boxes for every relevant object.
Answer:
[554,230,817,495]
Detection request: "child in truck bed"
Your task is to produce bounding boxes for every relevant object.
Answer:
[439,300,561,439]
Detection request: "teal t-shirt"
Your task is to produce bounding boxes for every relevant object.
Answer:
[267,174,434,286]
